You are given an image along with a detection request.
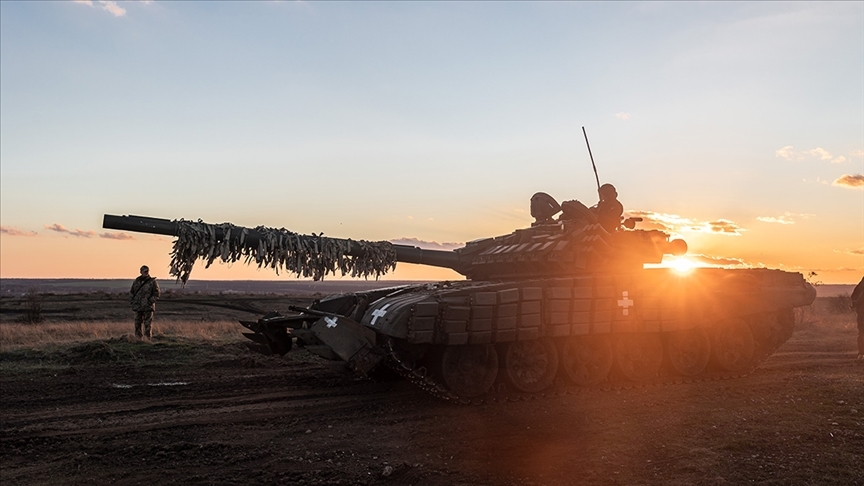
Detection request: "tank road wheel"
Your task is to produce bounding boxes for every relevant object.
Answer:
[613,333,664,382]
[503,338,559,393]
[664,328,711,377]
[710,318,755,372]
[561,335,614,386]
[439,345,499,398]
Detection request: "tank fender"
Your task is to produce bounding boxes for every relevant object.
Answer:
[309,315,383,375]
[361,293,434,339]
[313,293,360,316]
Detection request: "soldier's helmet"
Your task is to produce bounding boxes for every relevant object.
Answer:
[598,183,618,200]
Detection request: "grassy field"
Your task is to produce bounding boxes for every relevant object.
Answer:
[0,320,246,350]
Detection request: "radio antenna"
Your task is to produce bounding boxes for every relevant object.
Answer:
[582,126,601,192]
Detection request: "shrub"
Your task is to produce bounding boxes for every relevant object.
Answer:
[21,288,43,324]
[826,293,853,314]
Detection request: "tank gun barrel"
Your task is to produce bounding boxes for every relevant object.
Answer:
[103,214,179,238]
[102,214,463,275]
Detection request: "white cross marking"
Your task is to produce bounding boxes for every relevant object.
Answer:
[370,303,392,326]
[324,316,338,328]
[618,291,634,316]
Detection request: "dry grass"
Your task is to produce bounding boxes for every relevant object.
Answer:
[0,319,246,350]
[799,298,857,330]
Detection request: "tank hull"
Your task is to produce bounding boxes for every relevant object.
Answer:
[246,267,814,401]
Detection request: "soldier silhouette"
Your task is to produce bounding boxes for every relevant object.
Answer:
[593,183,624,233]
[130,265,160,340]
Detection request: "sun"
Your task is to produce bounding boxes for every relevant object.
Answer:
[667,257,697,274]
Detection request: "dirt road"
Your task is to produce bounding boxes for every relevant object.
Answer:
[2,304,862,485]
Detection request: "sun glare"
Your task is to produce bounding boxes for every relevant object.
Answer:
[668,257,697,274]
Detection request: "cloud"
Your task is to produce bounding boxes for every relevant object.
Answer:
[99,232,135,240]
[755,212,812,225]
[775,146,847,164]
[658,253,750,269]
[810,147,846,164]
[100,1,126,16]
[833,174,864,189]
[689,253,748,267]
[851,149,864,159]
[837,248,864,256]
[756,216,793,225]
[706,219,742,235]
[389,237,464,251]
[614,112,631,121]
[0,226,38,237]
[44,223,96,238]
[625,210,744,236]
[775,146,802,161]
[624,210,686,232]
[74,0,127,17]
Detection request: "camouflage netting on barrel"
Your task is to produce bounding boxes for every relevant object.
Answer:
[169,219,397,283]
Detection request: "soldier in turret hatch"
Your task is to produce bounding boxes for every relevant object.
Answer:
[593,183,624,233]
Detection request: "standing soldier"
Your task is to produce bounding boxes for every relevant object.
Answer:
[130,265,160,340]
[852,276,864,360]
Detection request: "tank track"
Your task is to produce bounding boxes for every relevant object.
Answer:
[384,340,467,404]
[384,334,785,406]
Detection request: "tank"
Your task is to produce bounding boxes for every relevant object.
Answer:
[102,197,815,402]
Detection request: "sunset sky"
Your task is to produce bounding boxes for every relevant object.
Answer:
[1,1,862,285]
